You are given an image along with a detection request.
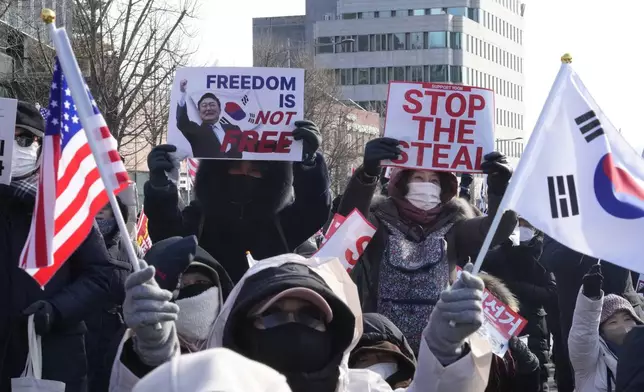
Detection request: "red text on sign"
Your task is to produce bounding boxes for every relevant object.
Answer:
[345,235,373,271]
[255,111,297,125]
[221,130,293,153]
[392,140,483,170]
[403,89,486,118]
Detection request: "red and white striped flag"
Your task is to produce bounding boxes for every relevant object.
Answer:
[187,158,199,186]
[20,58,130,286]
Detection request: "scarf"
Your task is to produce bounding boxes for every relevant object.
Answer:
[9,173,38,201]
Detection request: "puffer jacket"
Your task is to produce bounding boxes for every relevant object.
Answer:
[616,326,644,392]
[568,289,618,392]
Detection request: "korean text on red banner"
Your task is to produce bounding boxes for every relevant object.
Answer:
[456,267,527,357]
[383,82,495,173]
[168,67,304,161]
[315,209,376,273]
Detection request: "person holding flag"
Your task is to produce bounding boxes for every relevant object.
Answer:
[0,100,128,392]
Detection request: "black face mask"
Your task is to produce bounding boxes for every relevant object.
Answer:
[176,283,212,300]
[242,323,333,374]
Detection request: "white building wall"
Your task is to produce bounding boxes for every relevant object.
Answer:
[313,0,526,160]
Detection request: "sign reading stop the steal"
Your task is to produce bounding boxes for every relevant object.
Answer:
[315,209,376,273]
[383,82,495,173]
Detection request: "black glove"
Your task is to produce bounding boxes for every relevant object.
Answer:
[481,152,513,195]
[147,144,177,187]
[582,264,603,298]
[292,120,321,164]
[23,300,57,335]
[508,336,539,374]
[363,137,399,177]
[460,173,473,188]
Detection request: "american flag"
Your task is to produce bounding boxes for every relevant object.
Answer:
[187,158,199,186]
[20,58,130,286]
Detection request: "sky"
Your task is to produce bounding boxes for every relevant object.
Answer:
[188,0,644,153]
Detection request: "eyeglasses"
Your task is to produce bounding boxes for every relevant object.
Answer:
[199,102,219,109]
[252,305,328,332]
[15,134,38,147]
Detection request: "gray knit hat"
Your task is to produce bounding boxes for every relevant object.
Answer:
[600,294,643,325]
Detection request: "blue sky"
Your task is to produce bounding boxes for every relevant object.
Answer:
[188,0,644,153]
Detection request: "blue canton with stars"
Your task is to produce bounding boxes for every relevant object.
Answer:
[47,58,101,150]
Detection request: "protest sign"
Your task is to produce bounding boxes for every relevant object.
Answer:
[456,267,527,357]
[637,273,644,293]
[136,211,152,254]
[321,213,346,245]
[0,98,17,185]
[168,67,304,161]
[316,209,376,273]
[383,82,494,173]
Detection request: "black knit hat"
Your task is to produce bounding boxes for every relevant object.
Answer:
[16,102,45,137]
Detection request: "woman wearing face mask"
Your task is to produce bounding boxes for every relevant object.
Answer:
[569,264,643,392]
[337,137,517,353]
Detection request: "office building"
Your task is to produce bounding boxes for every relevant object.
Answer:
[312,0,526,161]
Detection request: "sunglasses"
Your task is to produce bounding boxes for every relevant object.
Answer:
[252,305,328,332]
[15,134,38,147]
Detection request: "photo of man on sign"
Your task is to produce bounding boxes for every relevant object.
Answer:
[168,66,305,161]
[383,82,495,173]
[177,80,243,158]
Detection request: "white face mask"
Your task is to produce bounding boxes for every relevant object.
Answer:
[405,182,441,210]
[365,362,399,381]
[175,287,220,342]
[518,227,536,242]
[11,139,39,179]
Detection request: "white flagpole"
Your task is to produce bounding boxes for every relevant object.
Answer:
[469,54,574,274]
[41,9,141,272]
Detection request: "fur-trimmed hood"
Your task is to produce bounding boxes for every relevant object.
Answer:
[479,273,520,312]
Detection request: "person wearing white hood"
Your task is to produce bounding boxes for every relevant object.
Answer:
[132,348,292,392]
[109,236,233,391]
[204,254,494,392]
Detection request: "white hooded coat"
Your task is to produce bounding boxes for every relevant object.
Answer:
[132,348,292,392]
[206,254,493,392]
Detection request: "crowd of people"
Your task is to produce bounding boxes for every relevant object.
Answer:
[2,101,644,391]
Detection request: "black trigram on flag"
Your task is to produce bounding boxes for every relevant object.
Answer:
[220,117,231,126]
[547,175,579,219]
[248,113,256,124]
[575,110,604,143]
[241,95,249,105]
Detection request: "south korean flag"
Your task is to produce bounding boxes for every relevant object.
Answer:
[189,89,262,130]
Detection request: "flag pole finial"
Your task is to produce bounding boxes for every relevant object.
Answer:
[41,8,56,24]
[561,53,572,63]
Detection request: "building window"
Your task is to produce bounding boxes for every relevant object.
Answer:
[430,8,446,15]
[372,34,388,51]
[408,66,423,82]
[430,65,448,82]
[340,69,353,85]
[411,9,425,16]
[392,33,406,50]
[447,7,467,17]
[449,32,462,49]
[450,66,463,83]
[336,36,355,53]
[380,10,391,18]
[316,37,334,54]
[357,35,369,51]
[468,7,479,22]
[396,10,408,17]
[357,68,369,85]
[410,32,424,49]
[342,13,357,19]
[392,67,405,81]
[362,11,375,19]
[375,68,388,84]
[429,31,447,48]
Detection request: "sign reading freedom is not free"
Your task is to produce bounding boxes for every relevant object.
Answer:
[383,82,495,173]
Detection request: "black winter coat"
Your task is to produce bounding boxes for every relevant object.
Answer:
[483,235,557,319]
[144,152,331,283]
[0,182,129,392]
[616,326,644,392]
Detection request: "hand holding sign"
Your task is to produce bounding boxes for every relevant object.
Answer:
[481,152,513,195]
[180,79,188,93]
[363,137,400,176]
